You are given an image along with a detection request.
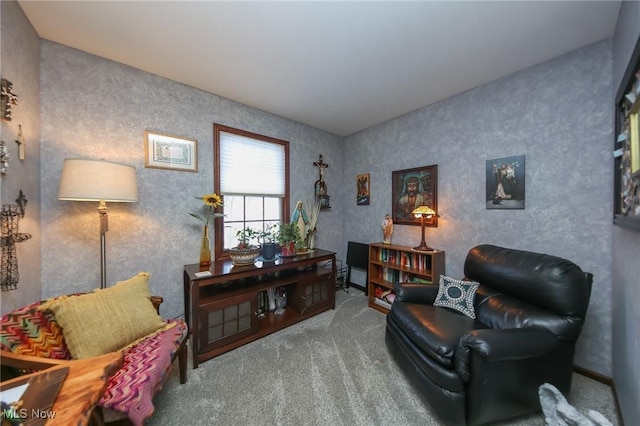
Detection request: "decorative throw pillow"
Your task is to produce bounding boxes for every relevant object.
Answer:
[433,275,479,319]
[41,272,166,359]
[1,298,71,359]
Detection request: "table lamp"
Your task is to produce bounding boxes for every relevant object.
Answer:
[411,205,436,251]
[58,158,138,288]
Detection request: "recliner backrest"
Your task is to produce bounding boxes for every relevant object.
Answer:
[463,244,592,342]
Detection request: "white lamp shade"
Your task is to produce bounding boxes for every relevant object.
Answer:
[58,158,138,202]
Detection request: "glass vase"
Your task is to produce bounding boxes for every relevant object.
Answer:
[199,225,211,267]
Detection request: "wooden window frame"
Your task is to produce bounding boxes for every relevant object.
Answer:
[213,124,290,259]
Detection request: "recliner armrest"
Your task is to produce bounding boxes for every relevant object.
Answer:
[393,282,438,305]
[455,328,559,382]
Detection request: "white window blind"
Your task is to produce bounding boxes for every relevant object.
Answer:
[219,131,286,197]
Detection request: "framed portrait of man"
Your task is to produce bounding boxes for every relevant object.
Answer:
[392,165,438,226]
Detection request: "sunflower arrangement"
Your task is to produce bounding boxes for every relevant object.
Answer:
[189,193,224,226]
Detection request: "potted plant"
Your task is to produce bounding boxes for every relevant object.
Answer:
[277,222,303,256]
[229,227,261,265]
[258,223,280,261]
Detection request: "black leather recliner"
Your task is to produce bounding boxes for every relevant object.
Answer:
[385,244,592,426]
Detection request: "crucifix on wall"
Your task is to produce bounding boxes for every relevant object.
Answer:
[313,154,330,209]
[16,124,25,160]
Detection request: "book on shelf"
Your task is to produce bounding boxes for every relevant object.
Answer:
[374,298,392,310]
[373,284,396,307]
[378,248,433,271]
[404,275,433,285]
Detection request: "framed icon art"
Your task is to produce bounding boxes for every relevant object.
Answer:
[392,165,438,226]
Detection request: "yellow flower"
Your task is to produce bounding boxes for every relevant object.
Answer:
[202,193,223,208]
[190,193,224,226]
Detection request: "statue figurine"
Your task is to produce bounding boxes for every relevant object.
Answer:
[291,200,309,246]
[382,214,393,244]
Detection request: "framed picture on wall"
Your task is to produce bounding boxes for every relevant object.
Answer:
[392,165,438,226]
[486,155,525,209]
[144,130,198,172]
[356,173,370,205]
[614,33,640,231]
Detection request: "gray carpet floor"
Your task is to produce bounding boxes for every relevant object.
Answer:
[147,290,619,425]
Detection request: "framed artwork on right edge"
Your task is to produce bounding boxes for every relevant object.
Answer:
[486,155,525,210]
[614,34,640,231]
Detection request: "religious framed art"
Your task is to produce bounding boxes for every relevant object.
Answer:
[486,155,525,210]
[356,173,370,205]
[392,165,438,226]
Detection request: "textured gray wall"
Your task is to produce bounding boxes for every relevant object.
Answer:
[38,41,344,320]
[611,1,640,424]
[0,1,41,313]
[343,41,613,375]
[3,0,627,389]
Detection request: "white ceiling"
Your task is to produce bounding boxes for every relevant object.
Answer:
[18,1,621,137]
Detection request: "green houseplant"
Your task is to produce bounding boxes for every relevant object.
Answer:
[278,222,304,256]
[229,227,261,265]
[258,224,280,260]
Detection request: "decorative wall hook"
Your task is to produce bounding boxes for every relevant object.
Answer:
[1,78,18,121]
[1,204,32,291]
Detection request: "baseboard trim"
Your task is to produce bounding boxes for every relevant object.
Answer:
[573,366,624,426]
[573,365,612,386]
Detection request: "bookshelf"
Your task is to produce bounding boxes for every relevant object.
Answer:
[368,242,445,313]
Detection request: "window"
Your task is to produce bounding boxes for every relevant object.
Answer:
[214,124,290,257]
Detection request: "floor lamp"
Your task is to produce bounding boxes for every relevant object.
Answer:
[58,158,138,289]
[411,205,436,252]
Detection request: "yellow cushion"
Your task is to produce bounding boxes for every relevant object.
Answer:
[43,272,166,359]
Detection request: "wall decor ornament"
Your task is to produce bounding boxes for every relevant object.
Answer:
[313,154,330,209]
[485,155,526,210]
[16,124,25,160]
[357,173,370,205]
[392,165,438,226]
[1,78,18,121]
[0,140,8,174]
[1,201,32,291]
[16,190,27,218]
[144,130,198,172]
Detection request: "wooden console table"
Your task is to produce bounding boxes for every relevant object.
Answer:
[184,249,336,368]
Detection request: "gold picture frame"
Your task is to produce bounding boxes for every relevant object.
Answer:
[392,165,438,226]
[144,130,198,172]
